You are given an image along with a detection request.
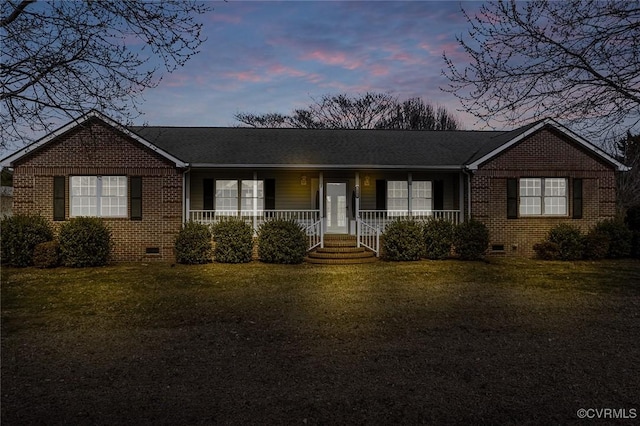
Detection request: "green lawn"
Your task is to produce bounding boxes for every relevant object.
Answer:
[2,259,639,424]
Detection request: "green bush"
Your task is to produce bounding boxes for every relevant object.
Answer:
[452,219,489,261]
[0,214,54,267]
[382,219,424,261]
[546,223,583,261]
[582,231,610,260]
[211,218,253,263]
[423,217,454,259]
[533,241,560,260]
[175,221,213,264]
[592,219,633,258]
[59,217,112,267]
[258,218,308,264]
[33,240,60,268]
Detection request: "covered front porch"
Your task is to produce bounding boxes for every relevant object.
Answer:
[185,169,465,256]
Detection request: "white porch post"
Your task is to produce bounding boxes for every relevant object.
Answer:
[319,172,324,248]
[355,172,360,247]
[459,172,465,224]
[253,171,258,232]
[355,172,360,218]
[184,169,191,224]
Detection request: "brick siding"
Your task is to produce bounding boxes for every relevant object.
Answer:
[12,118,183,262]
[471,127,617,257]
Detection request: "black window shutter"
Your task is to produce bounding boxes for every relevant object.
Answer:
[130,176,142,220]
[53,176,65,221]
[264,179,276,210]
[203,179,214,210]
[376,179,386,210]
[573,178,583,219]
[433,180,444,210]
[507,178,518,219]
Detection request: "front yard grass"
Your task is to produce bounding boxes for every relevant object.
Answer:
[2,258,639,424]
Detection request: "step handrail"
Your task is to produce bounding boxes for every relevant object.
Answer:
[356,218,380,257]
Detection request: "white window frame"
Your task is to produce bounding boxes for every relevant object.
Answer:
[70,176,127,218]
[215,179,264,216]
[387,180,433,216]
[387,181,408,216]
[519,178,568,216]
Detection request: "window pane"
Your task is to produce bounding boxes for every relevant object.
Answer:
[216,180,238,211]
[519,178,541,196]
[241,180,264,214]
[411,181,432,212]
[544,197,567,215]
[544,178,566,196]
[520,197,541,215]
[387,181,408,213]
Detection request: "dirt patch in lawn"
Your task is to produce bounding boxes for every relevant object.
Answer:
[2,259,639,424]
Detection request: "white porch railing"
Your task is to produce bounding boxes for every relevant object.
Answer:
[359,210,461,232]
[357,218,380,256]
[189,209,322,251]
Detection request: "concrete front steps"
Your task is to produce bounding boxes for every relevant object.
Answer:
[306,235,377,264]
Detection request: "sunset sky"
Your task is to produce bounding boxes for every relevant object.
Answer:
[137,1,486,129]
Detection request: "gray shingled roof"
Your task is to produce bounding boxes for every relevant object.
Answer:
[129,126,527,169]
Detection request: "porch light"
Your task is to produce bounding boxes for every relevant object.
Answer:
[300,175,307,186]
[363,175,370,186]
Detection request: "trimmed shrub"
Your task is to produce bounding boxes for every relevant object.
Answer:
[533,241,560,260]
[592,219,633,258]
[175,221,213,264]
[423,217,454,260]
[0,214,54,267]
[582,231,610,260]
[547,223,583,261]
[59,217,112,267]
[453,219,489,261]
[258,218,307,264]
[382,219,424,261]
[33,240,60,268]
[211,218,253,263]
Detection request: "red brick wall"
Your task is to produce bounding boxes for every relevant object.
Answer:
[471,127,617,257]
[12,118,183,262]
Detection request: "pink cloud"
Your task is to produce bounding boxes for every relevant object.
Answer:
[302,50,362,70]
[224,70,267,83]
[209,13,241,24]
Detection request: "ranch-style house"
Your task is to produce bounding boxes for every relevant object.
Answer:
[0,111,628,262]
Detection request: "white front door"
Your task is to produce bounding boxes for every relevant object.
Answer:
[326,182,348,233]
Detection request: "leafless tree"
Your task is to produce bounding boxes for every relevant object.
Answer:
[1,0,210,149]
[235,93,459,130]
[443,0,640,139]
[615,132,640,211]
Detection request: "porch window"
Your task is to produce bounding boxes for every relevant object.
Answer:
[215,180,238,214]
[411,181,433,211]
[519,178,567,216]
[387,180,433,214]
[215,179,264,214]
[387,181,408,214]
[70,176,127,217]
[241,180,264,214]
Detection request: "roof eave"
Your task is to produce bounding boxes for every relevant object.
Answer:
[0,111,189,169]
[189,163,465,171]
[466,118,629,172]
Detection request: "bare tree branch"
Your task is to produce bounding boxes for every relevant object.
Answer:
[1,0,211,150]
[235,93,459,130]
[442,0,640,140]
